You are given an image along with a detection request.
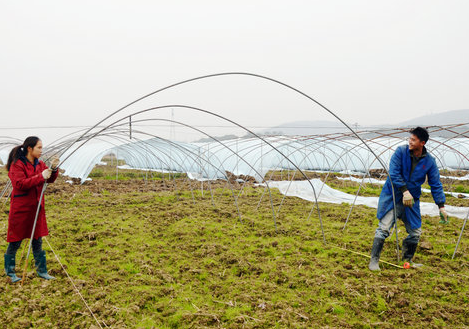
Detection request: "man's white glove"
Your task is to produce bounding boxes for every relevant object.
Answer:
[50,156,60,170]
[42,168,52,180]
[403,190,414,207]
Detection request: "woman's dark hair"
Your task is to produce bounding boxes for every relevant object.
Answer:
[410,127,429,144]
[6,136,40,171]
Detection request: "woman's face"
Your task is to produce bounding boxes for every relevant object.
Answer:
[28,140,43,159]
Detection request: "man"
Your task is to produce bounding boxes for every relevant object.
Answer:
[369,127,448,271]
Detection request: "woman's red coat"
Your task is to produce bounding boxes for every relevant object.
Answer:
[7,157,58,242]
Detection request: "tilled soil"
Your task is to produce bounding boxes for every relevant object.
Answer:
[0,172,468,328]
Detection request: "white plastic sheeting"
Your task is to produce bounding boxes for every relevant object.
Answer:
[441,174,469,181]
[0,149,9,165]
[336,176,386,185]
[60,141,117,182]
[267,179,469,220]
[337,176,469,198]
[54,136,469,183]
[59,138,226,183]
[198,137,405,179]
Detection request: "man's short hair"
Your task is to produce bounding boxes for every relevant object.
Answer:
[410,127,429,143]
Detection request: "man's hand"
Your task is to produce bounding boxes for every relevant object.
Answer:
[403,190,414,207]
[42,169,52,180]
[50,156,60,170]
[439,207,449,224]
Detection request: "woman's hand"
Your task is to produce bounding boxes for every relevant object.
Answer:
[42,169,52,180]
[50,156,60,170]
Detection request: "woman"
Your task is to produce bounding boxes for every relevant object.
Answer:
[4,136,59,282]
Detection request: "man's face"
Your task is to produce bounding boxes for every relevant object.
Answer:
[408,134,425,151]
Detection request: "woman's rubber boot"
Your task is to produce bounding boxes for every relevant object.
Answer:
[4,254,21,283]
[34,250,55,280]
[402,240,423,268]
[368,237,385,271]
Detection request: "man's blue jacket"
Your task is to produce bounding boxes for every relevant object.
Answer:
[377,145,445,229]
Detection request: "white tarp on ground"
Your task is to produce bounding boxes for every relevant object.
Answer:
[267,179,469,220]
[441,175,469,181]
[336,176,469,198]
[336,176,386,185]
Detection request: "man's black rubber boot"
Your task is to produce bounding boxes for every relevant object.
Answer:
[34,250,55,280]
[368,237,385,271]
[4,254,21,283]
[402,240,423,268]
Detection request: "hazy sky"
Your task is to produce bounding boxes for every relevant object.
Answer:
[2,1,469,143]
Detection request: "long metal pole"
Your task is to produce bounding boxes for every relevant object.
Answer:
[21,183,48,285]
[53,72,396,245]
[452,214,468,259]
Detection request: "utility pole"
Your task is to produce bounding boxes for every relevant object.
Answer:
[129,116,132,140]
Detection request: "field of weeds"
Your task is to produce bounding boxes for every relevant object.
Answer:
[0,167,468,328]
